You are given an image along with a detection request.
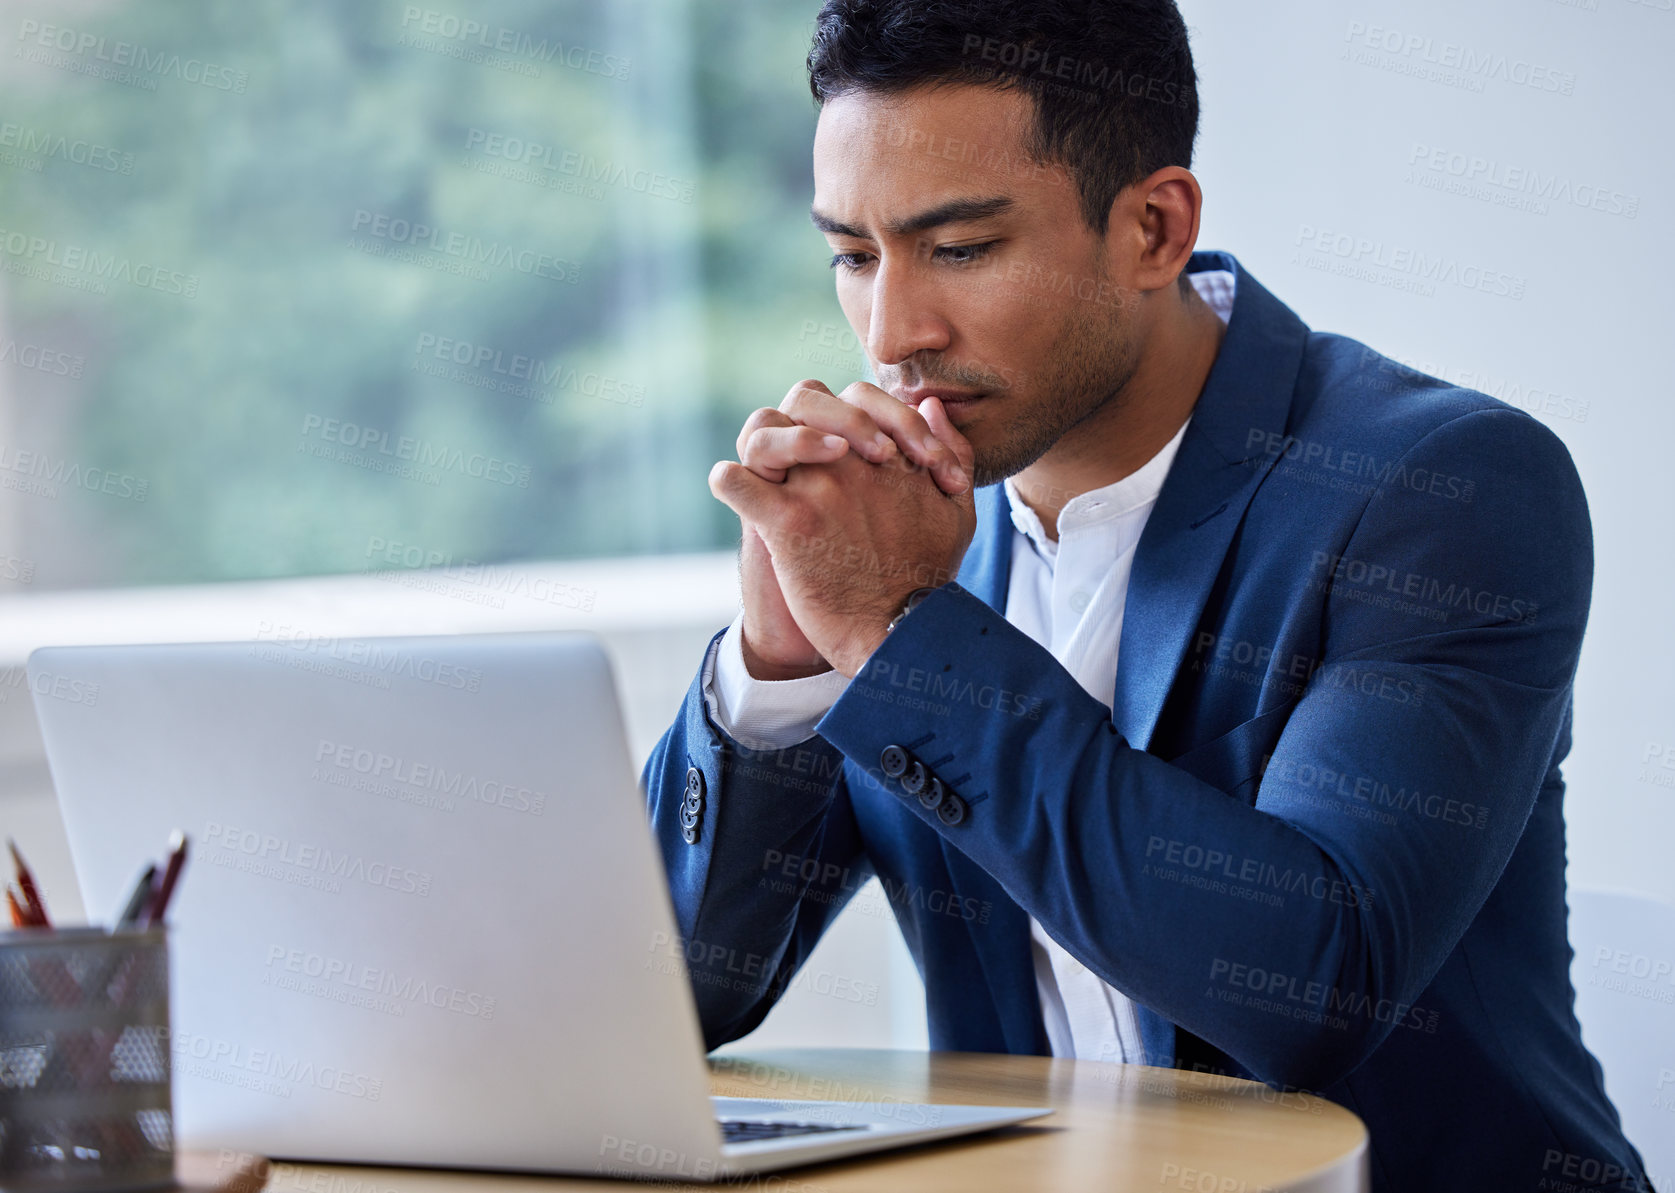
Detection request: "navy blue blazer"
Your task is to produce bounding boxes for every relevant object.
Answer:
[641,251,1651,1192]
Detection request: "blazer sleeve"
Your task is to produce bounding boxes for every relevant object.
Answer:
[813,407,1592,1091]
[640,629,874,1050]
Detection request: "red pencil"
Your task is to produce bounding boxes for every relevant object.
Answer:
[7,839,49,927]
[146,830,190,926]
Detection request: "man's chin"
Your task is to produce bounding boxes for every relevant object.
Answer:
[968,431,1058,489]
[968,451,1020,490]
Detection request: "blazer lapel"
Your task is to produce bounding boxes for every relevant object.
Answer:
[1111,253,1310,752]
[956,484,1013,610]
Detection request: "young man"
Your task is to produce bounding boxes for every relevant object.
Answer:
[642,2,1651,1189]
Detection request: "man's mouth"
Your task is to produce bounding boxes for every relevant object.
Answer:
[894,387,986,410]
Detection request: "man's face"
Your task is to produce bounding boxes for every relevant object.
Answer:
[811,82,1145,486]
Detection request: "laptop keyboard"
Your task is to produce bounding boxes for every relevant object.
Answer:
[719,1119,869,1144]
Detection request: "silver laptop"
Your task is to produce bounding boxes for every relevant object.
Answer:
[30,632,1049,1180]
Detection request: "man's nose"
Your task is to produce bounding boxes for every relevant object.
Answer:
[866,251,950,368]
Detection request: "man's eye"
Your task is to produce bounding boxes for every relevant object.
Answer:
[828,252,872,273]
[934,241,998,265]
[827,241,999,273]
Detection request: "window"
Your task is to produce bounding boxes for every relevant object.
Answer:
[0,0,844,591]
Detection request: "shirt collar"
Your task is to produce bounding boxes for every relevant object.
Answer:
[1003,416,1192,554]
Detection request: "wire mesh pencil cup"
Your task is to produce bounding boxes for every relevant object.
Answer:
[0,927,174,1192]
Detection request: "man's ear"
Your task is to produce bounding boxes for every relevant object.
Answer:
[1105,166,1203,295]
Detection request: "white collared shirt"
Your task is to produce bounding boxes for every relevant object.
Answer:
[700,268,1236,1062]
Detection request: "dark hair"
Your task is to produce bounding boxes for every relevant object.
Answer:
[806,0,1199,237]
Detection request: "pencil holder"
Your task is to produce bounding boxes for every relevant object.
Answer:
[0,927,173,1193]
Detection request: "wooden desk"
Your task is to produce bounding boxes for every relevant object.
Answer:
[177,1047,1368,1193]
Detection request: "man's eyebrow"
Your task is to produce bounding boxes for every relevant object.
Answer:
[809,195,1016,240]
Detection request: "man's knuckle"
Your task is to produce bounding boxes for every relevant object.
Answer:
[742,426,776,457]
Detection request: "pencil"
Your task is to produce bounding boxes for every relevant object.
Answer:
[116,863,159,927]
[146,831,189,927]
[7,838,49,927]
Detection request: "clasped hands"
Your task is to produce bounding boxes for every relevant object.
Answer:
[708,380,979,681]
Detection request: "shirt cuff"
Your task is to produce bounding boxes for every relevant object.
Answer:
[701,614,849,752]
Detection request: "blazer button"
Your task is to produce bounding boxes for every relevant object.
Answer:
[901,760,928,796]
[918,777,946,812]
[682,767,705,844]
[937,795,967,826]
[880,745,910,779]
